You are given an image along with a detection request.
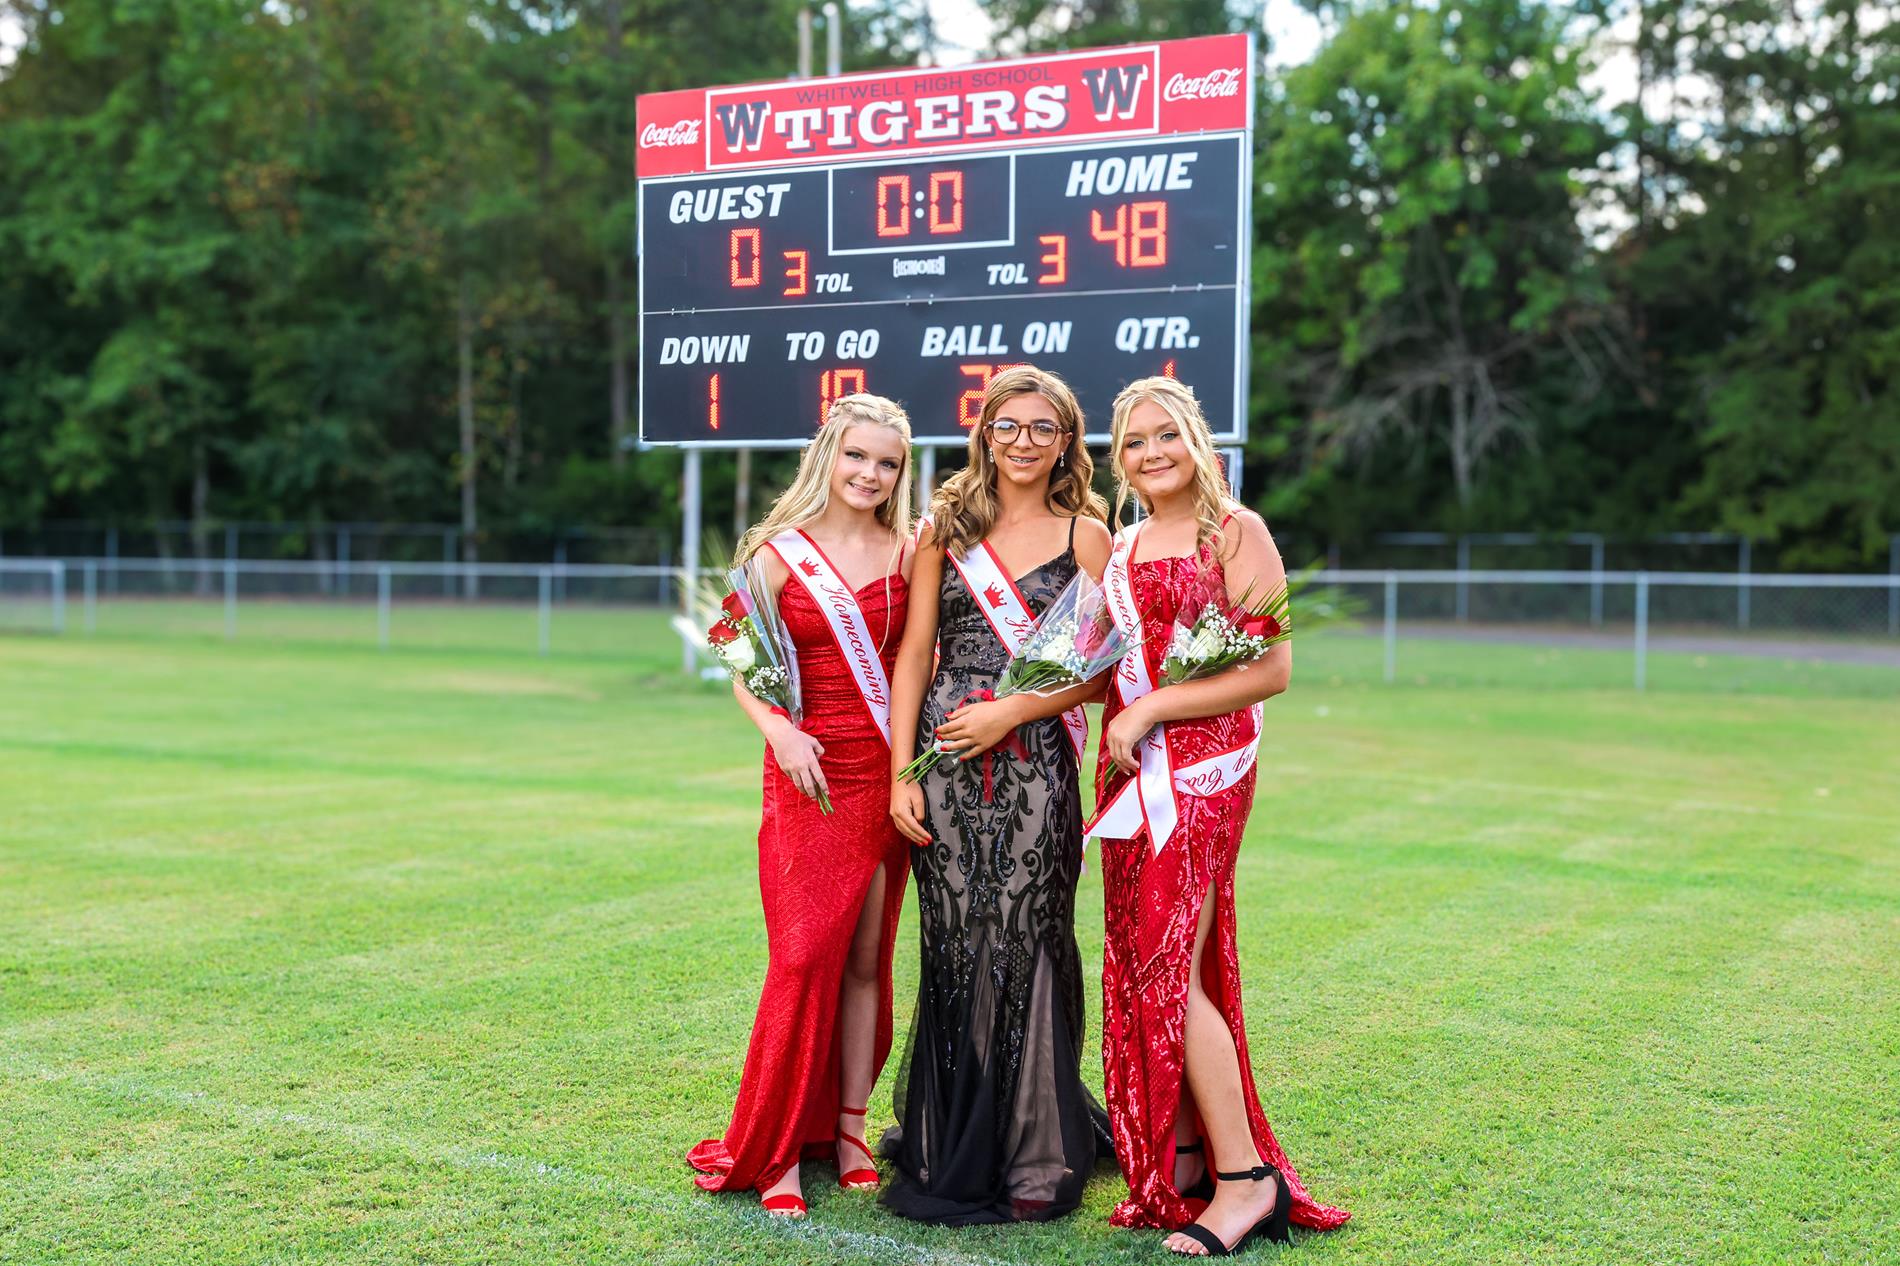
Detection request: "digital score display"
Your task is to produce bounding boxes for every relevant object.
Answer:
[636,35,1254,446]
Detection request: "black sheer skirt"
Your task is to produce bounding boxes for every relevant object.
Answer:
[881,542,1112,1225]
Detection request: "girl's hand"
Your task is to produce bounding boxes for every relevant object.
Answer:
[934,696,1027,762]
[767,718,830,805]
[1105,699,1155,775]
[890,779,931,846]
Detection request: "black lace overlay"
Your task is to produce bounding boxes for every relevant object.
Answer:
[881,533,1112,1225]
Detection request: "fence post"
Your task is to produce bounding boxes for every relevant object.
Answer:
[51,562,66,634]
[1737,538,1751,630]
[1589,536,1604,628]
[224,559,238,638]
[443,530,456,598]
[1383,571,1398,684]
[377,566,391,650]
[1889,534,1898,638]
[107,526,119,594]
[537,567,552,656]
[83,560,97,634]
[1456,535,1470,623]
[554,540,567,603]
[225,523,238,561]
[1634,572,1649,692]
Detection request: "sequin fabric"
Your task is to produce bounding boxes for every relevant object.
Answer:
[1094,551,1350,1232]
[881,533,1110,1224]
[687,573,911,1193]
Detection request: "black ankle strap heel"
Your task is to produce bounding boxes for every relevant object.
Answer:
[1169,1161,1291,1256]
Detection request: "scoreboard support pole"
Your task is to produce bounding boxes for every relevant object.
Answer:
[681,448,702,673]
[916,447,937,516]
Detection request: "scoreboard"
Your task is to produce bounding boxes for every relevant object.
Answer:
[635,34,1253,447]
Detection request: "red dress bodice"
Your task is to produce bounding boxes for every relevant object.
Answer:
[777,572,908,742]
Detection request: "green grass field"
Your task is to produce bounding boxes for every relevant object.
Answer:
[3,612,1897,1264]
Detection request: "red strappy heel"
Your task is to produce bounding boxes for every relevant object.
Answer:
[759,1192,807,1218]
[836,1105,879,1190]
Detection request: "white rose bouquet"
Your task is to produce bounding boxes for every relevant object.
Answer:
[1158,575,1292,686]
[674,560,827,812]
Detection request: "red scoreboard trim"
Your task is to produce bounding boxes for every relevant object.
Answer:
[636,33,1250,179]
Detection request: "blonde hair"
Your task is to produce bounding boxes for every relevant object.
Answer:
[928,365,1107,559]
[1108,376,1237,553]
[735,393,915,566]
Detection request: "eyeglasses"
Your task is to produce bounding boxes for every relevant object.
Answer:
[988,420,1066,447]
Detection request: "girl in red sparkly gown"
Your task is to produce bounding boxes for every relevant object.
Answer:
[687,395,916,1219]
[1091,377,1350,1255]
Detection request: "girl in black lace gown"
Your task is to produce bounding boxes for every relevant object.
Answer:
[885,366,1114,1225]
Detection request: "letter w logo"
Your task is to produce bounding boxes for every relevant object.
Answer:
[1081,64,1149,122]
[713,101,772,152]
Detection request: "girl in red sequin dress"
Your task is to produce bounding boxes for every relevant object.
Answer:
[1093,377,1350,1255]
[687,395,915,1220]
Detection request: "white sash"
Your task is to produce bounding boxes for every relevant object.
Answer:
[944,537,1090,763]
[1084,523,1261,856]
[765,529,893,748]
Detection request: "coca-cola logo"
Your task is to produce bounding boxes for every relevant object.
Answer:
[1163,68,1243,102]
[640,119,701,148]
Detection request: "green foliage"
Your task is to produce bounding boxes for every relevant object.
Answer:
[1626,0,1900,568]
[1,0,1892,566]
[1249,0,1620,540]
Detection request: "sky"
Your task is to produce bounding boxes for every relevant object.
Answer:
[927,0,1326,68]
[0,4,1605,94]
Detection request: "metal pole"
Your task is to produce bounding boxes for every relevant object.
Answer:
[735,451,753,544]
[1589,536,1604,628]
[444,529,456,598]
[823,2,840,76]
[51,563,66,634]
[226,523,238,561]
[83,560,96,634]
[682,450,703,673]
[797,8,812,79]
[1456,534,1470,622]
[1634,573,1649,692]
[917,447,937,515]
[107,526,119,594]
[1890,534,1899,638]
[377,566,391,650]
[554,540,567,603]
[339,528,351,594]
[1737,538,1751,630]
[538,567,552,656]
[1383,571,1397,684]
[224,558,238,639]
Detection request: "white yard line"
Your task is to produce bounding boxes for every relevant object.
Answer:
[3,1057,1023,1266]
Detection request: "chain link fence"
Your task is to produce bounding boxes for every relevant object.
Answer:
[2,559,672,657]
[0,521,673,567]
[5,559,1898,696]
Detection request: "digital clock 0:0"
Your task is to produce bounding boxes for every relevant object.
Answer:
[828,155,1012,254]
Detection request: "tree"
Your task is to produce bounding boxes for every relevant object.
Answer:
[1246,0,1623,543]
[1630,0,1900,567]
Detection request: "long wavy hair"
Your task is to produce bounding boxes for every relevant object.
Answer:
[928,365,1107,559]
[735,393,915,567]
[1109,376,1237,554]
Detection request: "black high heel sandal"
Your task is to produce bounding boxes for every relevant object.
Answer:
[1169,1162,1291,1257]
[1174,1140,1214,1203]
